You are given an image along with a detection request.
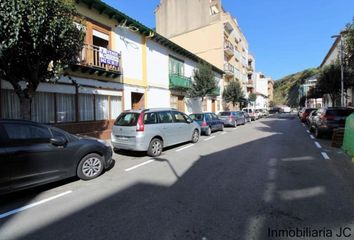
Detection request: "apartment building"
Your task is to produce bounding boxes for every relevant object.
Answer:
[155,0,254,110]
[320,36,353,107]
[0,0,223,139]
[254,73,273,109]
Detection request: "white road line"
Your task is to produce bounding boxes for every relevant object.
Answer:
[0,191,72,219]
[124,160,154,172]
[306,130,310,133]
[321,152,330,160]
[175,144,194,152]
[314,142,322,149]
[204,136,216,141]
[310,135,315,139]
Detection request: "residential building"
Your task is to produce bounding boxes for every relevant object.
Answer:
[298,75,322,108]
[0,0,223,139]
[320,35,353,107]
[254,73,272,109]
[268,78,274,103]
[155,0,252,110]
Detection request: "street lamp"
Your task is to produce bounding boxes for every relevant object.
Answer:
[331,30,348,107]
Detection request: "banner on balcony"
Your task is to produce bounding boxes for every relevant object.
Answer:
[99,47,119,67]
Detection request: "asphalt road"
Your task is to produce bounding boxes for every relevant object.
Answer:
[1,114,354,240]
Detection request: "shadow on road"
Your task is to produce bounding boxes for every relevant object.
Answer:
[2,115,354,240]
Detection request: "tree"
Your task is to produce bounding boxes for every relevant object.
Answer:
[316,62,351,106]
[248,93,257,102]
[188,62,217,101]
[0,0,85,119]
[343,17,354,69]
[222,80,244,107]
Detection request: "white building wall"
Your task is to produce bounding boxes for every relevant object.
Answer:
[147,87,171,108]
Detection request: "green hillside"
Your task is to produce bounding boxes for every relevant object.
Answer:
[273,68,319,107]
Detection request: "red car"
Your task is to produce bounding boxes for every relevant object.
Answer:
[300,108,317,122]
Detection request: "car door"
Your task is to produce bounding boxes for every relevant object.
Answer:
[0,124,11,194]
[158,111,177,146]
[172,111,190,143]
[211,113,222,129]
[204,113,214,130]
[3,123,68,191]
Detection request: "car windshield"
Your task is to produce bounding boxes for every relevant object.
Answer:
[114,112,139,126]
[219,112,230,116]
[189,114,204,121]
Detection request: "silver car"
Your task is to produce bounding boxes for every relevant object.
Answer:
[111,108,201,157]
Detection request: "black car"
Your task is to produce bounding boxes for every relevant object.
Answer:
[312,107,354,138]
[0,120,113,195]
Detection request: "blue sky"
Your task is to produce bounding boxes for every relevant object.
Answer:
[105,0,354,80]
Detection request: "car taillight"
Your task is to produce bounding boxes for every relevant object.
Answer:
[201,120,207,127]
[136,113,145,131]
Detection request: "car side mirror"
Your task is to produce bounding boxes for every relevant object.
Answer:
[186,118,193,124]
[50,137,67,147]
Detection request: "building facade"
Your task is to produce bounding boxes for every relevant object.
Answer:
[155,0,255,110]
[253,73,273,109]
[0,0,223,139]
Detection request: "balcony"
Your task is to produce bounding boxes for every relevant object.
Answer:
[246,80,254,87]
[72,44,122,78]
[224,41,234,57]
[169,74,192,90]
[224,63,235,77]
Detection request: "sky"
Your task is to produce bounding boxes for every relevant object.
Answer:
[105,0,354,80]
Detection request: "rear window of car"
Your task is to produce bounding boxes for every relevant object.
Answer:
[114,113,139,126]
[326,109,354,117]
[305,109,316,113]
[219,112,230,116]
[190,114,204,121]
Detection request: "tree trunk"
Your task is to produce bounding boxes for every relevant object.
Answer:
[19,96,32,120]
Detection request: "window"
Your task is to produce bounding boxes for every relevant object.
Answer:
[172,111,187,123]
[56,93,76,123]
[190,114,204,121]
[158,111,173,123]
[205,113,212,121]
[144,112,158,124]
[31,92,55,123]
[95,95,109,120]
[169,56,184,76]
[111,96,122,120]
[1,89,21,119]
[114,113,139,126]
[50,128,67,139]
[79,94,94,121]
[211,113,219,120]
[4,124,51,140]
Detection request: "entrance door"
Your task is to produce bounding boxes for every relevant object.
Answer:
[177,96,185,112]
[131,92,144,110]
[212,99,216,113]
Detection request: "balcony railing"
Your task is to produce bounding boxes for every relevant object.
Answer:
[210,87,221,96]
[77,44,121,73]
[224,63,234,77]
[169,74,192,90]
[224,41,234,57]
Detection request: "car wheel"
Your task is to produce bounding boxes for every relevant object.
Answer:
[77,153,104,180]
[191,129,199,143]
[315,127,322,139]
[205,126,211,136]
[147,138,163,157]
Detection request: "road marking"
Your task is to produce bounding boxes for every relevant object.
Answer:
[306,130,310,133]
[310,135,315,139]
[321,152,330,160]
[124,160,154,172]
[314,142,322,149]
[175,144,194,152]
[263,182,276,203]
[0,191,72,219]
[282,156,314,161]
[204,136,216,141]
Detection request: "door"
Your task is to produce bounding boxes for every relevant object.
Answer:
[205,113,215,130]
[131,92,144,110]
[212,100,216,113]
[3,123,67,191]
[157,111,176,146]
[212,113,222,129]
[172,111,190,143]
[177,96,185,112]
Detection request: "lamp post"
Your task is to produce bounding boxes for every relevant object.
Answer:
[331,31,348,107]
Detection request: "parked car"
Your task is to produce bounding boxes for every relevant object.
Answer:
[306,109,319,131]
[112,108,200,157]
[300,108,317,122]
[312,107,354,138]
[242,108,257,121]
[0,119,113,195]
[218,111,246,127]
[189,112,224,136]
[243,112,252,122]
